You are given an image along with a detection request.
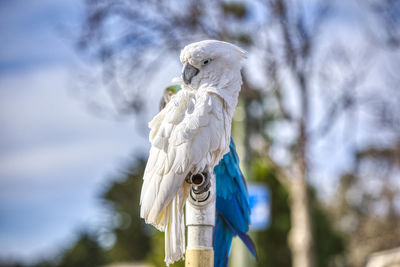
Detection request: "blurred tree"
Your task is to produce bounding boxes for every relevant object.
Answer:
[76,1,400,267]
[363,0,400,49]
[56,231,105,267]
[0,261,28,267]
[330,142,400,267]
[100,157,184,267]
[325,3,400,266]
[12,231,106,267]
[311,189,346,267]
[250,157,345,267]
[146,231,184,267]
[249,158,292,267]
[100,158,151,262]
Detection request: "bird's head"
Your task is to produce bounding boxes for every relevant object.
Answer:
[179,40,247,89]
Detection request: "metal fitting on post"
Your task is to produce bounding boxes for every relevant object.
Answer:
[185,170,215,267]
[186,171,211,203]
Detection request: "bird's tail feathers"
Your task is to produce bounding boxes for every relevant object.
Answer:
[164,187,188,265]
[225,218,258,260]
[213,216,233,267]
[236,231,257,260]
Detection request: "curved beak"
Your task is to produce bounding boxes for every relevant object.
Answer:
[182,63,199,85]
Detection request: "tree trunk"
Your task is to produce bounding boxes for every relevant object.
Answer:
[288,170,315,267]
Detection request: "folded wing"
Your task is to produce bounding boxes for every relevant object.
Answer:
[140,89,225,264]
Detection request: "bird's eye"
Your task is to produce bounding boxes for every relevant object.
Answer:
[202,59,211,66]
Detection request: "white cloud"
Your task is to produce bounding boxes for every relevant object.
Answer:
[0,63,148,261]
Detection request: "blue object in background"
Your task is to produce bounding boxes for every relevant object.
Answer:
[248,184,270,231]
[213,139,257,267]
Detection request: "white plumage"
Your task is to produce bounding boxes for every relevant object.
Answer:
[140,40,246,265]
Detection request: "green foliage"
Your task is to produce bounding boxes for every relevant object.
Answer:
[100,157,183,266]
[236,34,252,46]
[249,158,292,267]
[100,159,152,262]
[311,189,346,267]
[57,232,105,267]
[31,262,54,267]
[248,157,345,267]
[0,261,28,267]
[147,231,184,267]
[26,231,106,267]
[221,2,247,19]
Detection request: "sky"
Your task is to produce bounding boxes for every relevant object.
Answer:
[0,0,162,262]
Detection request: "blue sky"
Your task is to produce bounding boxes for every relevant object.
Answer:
[0,0,165,262]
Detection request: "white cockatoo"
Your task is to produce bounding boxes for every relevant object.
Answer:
[140,40,246,265]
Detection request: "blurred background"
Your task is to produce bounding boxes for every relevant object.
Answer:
[0,0,399,267]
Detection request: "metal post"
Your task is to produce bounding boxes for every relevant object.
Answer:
[185,171,216,267]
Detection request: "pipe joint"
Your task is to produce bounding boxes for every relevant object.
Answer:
[185,170,216,226]
[186,171,212,204]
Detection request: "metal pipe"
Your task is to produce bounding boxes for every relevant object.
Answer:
[185,171,215,267]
